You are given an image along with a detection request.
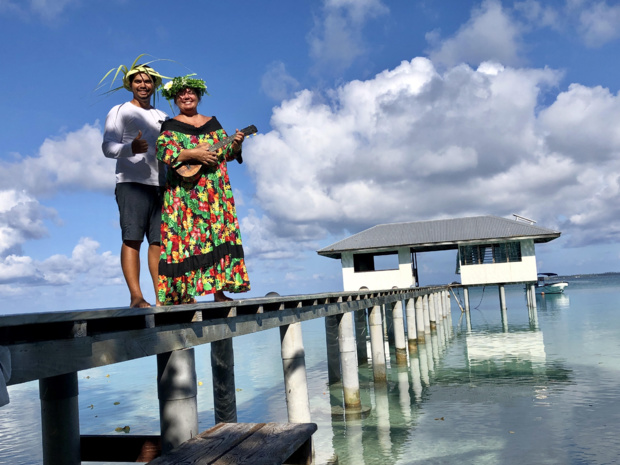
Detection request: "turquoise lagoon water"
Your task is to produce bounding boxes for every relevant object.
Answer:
[2,274,620,464]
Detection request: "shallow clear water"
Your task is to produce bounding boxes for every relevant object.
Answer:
[2,274,620,464]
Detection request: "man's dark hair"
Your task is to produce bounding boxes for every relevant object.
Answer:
[128,64,153,84]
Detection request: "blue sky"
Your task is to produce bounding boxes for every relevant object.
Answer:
[2,0,620,313]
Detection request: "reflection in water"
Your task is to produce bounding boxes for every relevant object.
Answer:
[374,383,392,455]
[325,298,582,465]
[409,354,423,402]
[417,342,430,386]
[8,279,620,465]
[536,293,570,313]
[466,331,547,373]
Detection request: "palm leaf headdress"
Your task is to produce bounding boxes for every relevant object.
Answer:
[95,54,173,95]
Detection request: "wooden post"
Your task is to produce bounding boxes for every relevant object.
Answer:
[354,309,369,363]
[324,315,342,385]
[405,297,418,351]
[415,296,425,343]
[158,348,198,455]
[368,304,387,383]
[392,299,407,365]
[211,339,237,424]
[337,312,361,409]
[280,321,312,423]
[39,372,80,465]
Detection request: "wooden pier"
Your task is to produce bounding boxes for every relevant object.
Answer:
[0,286,456,464]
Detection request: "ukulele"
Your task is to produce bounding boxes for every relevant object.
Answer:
[175,125,258,178]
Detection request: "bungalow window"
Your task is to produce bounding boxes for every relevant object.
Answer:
[460,242,522,265]
[353,252,399,272]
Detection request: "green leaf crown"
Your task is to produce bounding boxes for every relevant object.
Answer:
[161,75,209,100]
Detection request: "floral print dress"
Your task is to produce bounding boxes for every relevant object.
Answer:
[156,117,250,305]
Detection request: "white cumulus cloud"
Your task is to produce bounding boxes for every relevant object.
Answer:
[244,53,620,253]
[0,123,114,197]
[308,0,389,75]
[427,0,523,68]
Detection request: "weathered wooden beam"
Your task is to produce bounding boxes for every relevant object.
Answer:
[5,288,450,385]
[146,422,317,465]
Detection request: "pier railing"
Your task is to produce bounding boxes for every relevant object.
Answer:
[1,285,454,464]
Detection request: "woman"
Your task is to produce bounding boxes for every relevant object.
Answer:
[156,75,250,304]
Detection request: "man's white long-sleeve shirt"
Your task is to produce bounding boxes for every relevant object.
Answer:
[102,102,168,186]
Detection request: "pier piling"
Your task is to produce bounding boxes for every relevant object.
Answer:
[157,348,199,454]
[463,286,470,312]
[337,306,362,410]
[325,315,342,385]
[415,296,425,343]
[280,317,312,423]
[368,304,387,383]
[392,299,408,364]
[354,309,369,363]
[499,284,507,312]
[211,339,237,424]
[422,295,431,334]
[40,372,80,465]
[405,297,418,351]
[429,293,437,330]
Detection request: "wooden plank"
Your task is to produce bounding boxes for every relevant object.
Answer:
[80,435,161,462]
[146,423,316,465]
[147,423,264,464]
[4,287,444,385]
[7,296,403,384]
[0,288,425,327]
[212,423,317,465]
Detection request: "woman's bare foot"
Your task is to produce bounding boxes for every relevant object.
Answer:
[130,297,151,308]
[214,290,233,302]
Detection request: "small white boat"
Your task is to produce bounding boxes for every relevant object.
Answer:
[535,273,568,294]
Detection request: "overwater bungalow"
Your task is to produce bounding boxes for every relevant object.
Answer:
[317,215,561,307]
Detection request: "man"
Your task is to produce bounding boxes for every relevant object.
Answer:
[102,64,167,307]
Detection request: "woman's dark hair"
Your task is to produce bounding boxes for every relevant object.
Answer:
[174,87,202,103]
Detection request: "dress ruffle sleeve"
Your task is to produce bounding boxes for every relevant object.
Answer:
[157,131,185,169]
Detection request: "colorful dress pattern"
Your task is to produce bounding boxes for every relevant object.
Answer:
[156,117,250,305]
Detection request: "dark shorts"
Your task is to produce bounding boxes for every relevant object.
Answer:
[115,182,162,245]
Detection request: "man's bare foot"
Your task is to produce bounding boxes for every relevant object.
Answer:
[130,297,151,308]
[214,291,233,302]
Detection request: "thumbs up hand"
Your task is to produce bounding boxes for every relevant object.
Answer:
[131,130,149,154]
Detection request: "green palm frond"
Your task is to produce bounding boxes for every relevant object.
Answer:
[94,54,176,96]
